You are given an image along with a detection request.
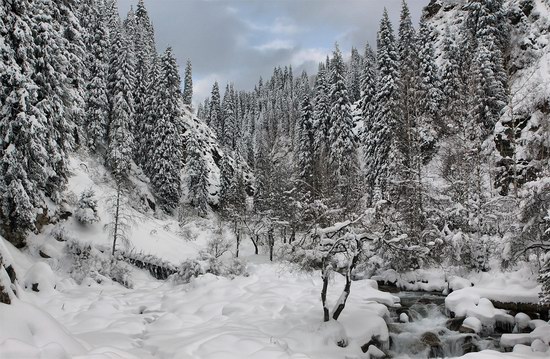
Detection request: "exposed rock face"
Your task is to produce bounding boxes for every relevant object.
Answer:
[0,255,16,304]
[446,316,466,331]
[421,331,442,348]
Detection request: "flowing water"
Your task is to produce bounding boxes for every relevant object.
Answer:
[387,291,501,358]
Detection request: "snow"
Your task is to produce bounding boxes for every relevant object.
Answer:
[399,312,409,323]
[23,262,57,293]
[0,238,397,358]
[463,317,482,333]
[515,313,531,332]
[501,323,550,348]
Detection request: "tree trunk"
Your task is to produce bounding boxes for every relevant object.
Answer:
[252,235,259,255]
[332,251,359,321]
[236,231,240,258]
[269,231,274,262]
[112,186,121,256]
[321,269,330,322]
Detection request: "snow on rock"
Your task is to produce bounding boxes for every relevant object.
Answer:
[531,338,549,353]
[23,262,56,293]
[514,313,531,332]
[501,322,550,348]
[462,316,482,333]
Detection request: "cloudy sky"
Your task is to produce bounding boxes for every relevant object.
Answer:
[117,0,428,105]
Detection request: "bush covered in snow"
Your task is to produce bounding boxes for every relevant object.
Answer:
[66,240,131,288]
[171,256,248,284]
[75,189,99,225]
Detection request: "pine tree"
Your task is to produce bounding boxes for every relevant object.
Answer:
[313,61,331,152]
[208,82,222,132]
[296,74,315,191]
[186,134,209,217]
[359,43,377,129]
[107,20,135,180]
[85,0,110,152]
[149,48,183,210]
[365,9,400,200]
[440,26,466,135]
[416,18,441,146]
[183,59,193,107]
[139,55,161,174]
[328,44,359,210]
[346,47,362,104]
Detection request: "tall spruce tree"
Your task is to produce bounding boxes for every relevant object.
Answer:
[85,0,110,152]
[365,9,400,201]
[183,59,193,107]
[107,21,135,180]
[328,44,359,210]
[346,47,362,104]
[296,72,315,192]
[186,134,209,217]
[149,48,183,210]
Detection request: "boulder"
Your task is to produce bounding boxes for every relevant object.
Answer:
[446,316,466,331]
[421,332,441,348]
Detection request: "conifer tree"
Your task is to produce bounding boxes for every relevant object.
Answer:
[107,21,135,180]
[440,26,466,135]
[296,74,315,191]
[328,44,359,210]
[359,43,377,128]
[208,82,222,136]
[365,9,400,200]
[183,59,193,107]
[85,0,110,152]
[186,134,209,217]
[149,48,183,210]
[346,47,362,104]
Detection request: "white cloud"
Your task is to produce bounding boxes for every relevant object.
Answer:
[290,47,329,67]
[254,39,295,52]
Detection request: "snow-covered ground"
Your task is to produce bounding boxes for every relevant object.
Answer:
[1,237,399,359]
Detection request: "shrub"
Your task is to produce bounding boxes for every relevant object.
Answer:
[75,189,99,225]
[66,240,131,288]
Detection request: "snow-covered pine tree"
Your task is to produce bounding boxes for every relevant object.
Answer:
[107,20,135,180]
[84,0,110,152]
[415,18,440,152]
[31,0,83,198]
[186,134,209,217]
[218,152,234,211]
[208,82,222,133]
[222,84,238,150]
[397,0,418,147]
[359,43,377,133]
[312,61,331,196]
[328,44,359,211]
[139,55,161,175]
[148,48,183,210]
[346,47,362,104]
[296,71,315,192]
[465,0,508,135]
[365,9,400,201]
[183,59,193,107]
[440,26,466,135]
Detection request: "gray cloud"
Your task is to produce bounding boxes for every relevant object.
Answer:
[117,0,428,104]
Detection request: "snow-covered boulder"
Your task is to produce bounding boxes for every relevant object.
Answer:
[23,262,56,293]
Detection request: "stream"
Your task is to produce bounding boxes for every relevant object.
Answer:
[387,291,502,358]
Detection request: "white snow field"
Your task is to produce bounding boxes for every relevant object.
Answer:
[1,238,399,359]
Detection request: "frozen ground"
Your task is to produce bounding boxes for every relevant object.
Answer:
[1,238,398,359]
